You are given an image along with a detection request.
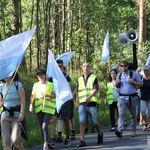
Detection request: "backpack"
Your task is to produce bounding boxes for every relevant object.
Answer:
[14,81,18,91]
[119,71,133,80]
[116,71,133,88]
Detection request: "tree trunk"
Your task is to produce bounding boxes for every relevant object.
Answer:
[36,0,40,69]
[29,0,35,73]
[138,0,146,50]
[44,1,51,66]
[12,0,27,73]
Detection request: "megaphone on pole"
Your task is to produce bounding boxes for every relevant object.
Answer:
[118,30,138,45]
[126,30,138,43]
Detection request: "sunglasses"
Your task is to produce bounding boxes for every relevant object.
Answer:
[120,65,127,67]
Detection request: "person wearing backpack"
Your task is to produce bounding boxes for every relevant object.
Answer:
[0,72,25,150]
[115,61,143,138]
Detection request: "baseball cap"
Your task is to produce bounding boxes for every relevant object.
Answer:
[37,69,46,75]
[112,65,119,70]
[143,65,150,70]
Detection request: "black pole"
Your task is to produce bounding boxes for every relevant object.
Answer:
[133,43,138,70]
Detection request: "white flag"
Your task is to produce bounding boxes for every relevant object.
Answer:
[0,27,36,80]
[56,51,75,67]
[145,54,150,66]
[46,50,73,113]
[101,30,110,62]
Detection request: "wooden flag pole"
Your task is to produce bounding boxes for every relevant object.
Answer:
[3,64,20,101]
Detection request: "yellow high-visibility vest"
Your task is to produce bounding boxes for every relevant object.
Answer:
[107,82,115,105]
[33,81,56,114]
[78,74,98,103]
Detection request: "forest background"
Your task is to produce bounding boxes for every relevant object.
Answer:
[0,0,150,149]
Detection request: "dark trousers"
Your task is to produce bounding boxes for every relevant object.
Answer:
[109,101,118,128]
[37,112,51,142]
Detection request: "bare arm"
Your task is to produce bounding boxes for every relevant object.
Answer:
[86,89,98,104]
[75,92,79,110]
[18,87,26,122]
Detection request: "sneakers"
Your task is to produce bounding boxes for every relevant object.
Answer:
[115,130,122,138]
[63,138,71,146]
[48,141,55,149]
[139,122,143,126]
[130,131,137,137]
[97,132,103,144]
[77,140,86,147]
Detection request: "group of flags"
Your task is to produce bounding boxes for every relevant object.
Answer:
[0,27,150,112]
[0,27,74,112]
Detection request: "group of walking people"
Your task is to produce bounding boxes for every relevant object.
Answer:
[0,59,150,150]
[106,60,150,139]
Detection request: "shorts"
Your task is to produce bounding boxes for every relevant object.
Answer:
[59,99,74,120]
[78,104,98,124]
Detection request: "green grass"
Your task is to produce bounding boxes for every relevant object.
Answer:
[0,73,112,149]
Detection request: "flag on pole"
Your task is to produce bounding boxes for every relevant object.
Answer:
[0,27,36,80]
[101,30,110,62]
[56,51,75,67]
[46,50,73,113]
[145,54,150,66]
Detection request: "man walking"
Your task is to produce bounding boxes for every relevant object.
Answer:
[76,62,103,147]
[115,61,143,138]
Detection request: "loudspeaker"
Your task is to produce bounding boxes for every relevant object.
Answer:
[118,30,138,45]
[126,30,138,42]
[118,33,128,45]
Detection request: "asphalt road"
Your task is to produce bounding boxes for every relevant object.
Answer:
[25,123,150,150]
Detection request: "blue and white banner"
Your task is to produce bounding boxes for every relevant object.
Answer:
[101,30,110,62]
[56,51,75,67]
[46,50,73,113]
[0,27,36,80]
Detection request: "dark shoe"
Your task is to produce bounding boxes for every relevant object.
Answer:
[109,127,115,132]
[70,134,75,140]
[97,132,103,144]
[115,130,122,138]
[56,136,63,143]
[85,127,88,133]
[48,140,55,149]
[63,139,71,146]
[77,140,86,147]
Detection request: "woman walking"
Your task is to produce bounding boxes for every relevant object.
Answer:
[29,69,56,150]
[105,69,119,132]
[140,66,150,131]
[0,72,25,150]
